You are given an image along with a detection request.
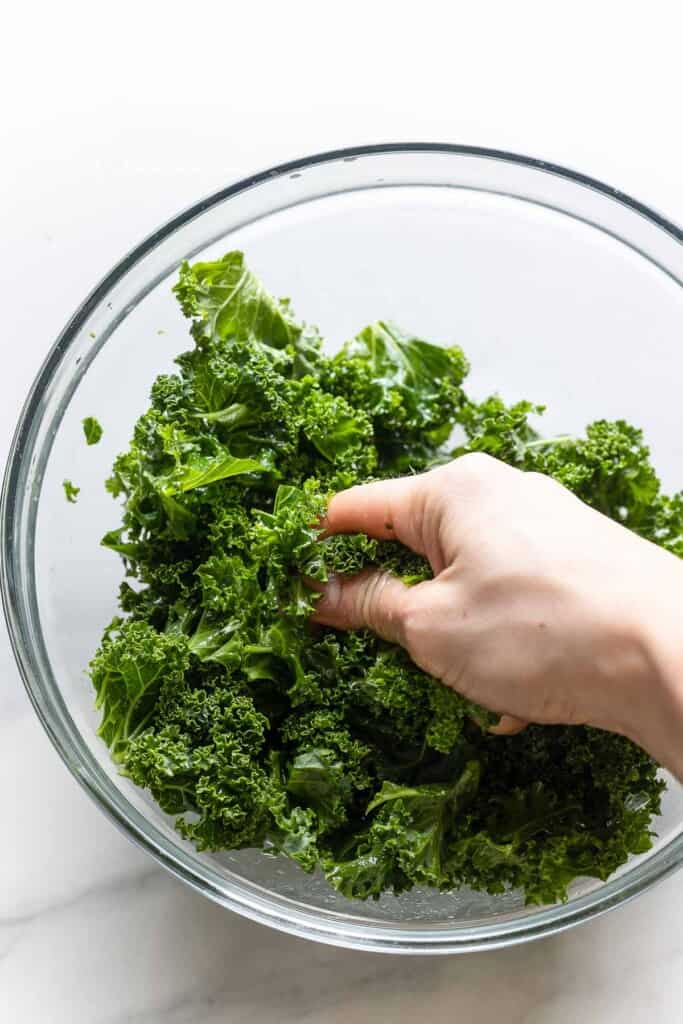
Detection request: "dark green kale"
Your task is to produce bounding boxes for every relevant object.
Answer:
[83,416,103,445]
[91,250,674,906]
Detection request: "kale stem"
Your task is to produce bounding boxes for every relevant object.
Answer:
[522,434,575,450]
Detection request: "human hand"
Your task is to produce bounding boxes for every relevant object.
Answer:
[313,453,683,777]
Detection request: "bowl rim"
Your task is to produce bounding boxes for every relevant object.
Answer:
[3,142,683,954]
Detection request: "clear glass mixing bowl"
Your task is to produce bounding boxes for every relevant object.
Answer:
[3,145,683,954]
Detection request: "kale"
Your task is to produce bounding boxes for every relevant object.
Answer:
[90,250,674,905]
[83,416,103,445]
[63,479,80,503]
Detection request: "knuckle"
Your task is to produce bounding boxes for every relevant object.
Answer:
[358,572,382,626]
[526,469,550,484]
[355,571,413,646]
[356,571,389,633]
[526,469,560,492]
[450,451,498,484]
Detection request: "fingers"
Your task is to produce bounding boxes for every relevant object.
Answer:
[490,715,528,736]
[323,475,428,554]
[312,569,411,645]
[322,454,510,559]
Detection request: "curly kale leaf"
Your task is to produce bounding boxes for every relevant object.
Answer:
[90,620,189,762]
[322,321,468,472]
[328,761,481,896]
[173,251,302,350]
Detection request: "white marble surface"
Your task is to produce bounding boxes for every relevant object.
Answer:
[3,4,683,1021]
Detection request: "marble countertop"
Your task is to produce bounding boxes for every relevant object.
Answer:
[4,4,683,1019]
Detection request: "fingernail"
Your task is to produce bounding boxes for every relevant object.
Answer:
[489,715,528,736]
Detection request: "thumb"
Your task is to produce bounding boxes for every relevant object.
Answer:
[312,569,411,646]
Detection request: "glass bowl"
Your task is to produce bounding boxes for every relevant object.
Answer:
[3,144,683,955]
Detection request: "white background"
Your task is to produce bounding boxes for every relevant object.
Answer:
[2,3,682,1021]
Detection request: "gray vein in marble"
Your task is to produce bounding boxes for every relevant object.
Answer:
[104,948,441,1024]
[0,865,160,930]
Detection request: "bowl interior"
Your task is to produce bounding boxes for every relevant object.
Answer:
[8,148,683,950]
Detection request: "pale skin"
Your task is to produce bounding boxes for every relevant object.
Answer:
[313,453,683,780]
